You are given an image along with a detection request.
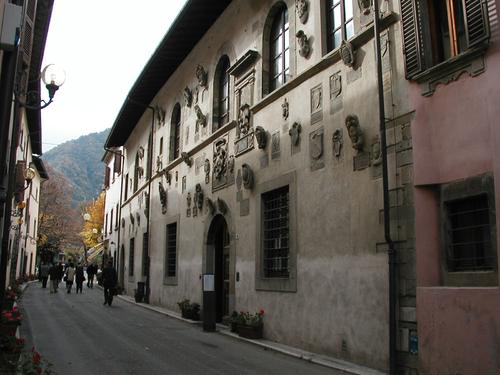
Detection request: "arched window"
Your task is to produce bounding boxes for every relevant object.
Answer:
[270,5,290,92]
[213,55,230,131]
[169,103,181,161]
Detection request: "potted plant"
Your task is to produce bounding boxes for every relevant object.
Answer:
[235,310,264,339]
[177,299,200,321]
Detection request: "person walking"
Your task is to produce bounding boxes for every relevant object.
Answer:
[39,262,50,288]
[65,262,76,294]
[86,263,96,288]
[48,263,59,293]
[75,263,85,294]
[102,260,117,306]
[56,262,64,287]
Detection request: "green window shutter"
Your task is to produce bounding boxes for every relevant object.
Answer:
[463,0,490,48]
[400,0,424,79]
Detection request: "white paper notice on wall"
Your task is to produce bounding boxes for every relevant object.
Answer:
[203,274,215,292]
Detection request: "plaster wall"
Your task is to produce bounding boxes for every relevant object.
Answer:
[118,0,415,371]
[417,288,500,375]
[411,3,500,374]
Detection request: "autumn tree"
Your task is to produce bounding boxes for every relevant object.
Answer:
[80,191,105,248]
[38,164,82,252]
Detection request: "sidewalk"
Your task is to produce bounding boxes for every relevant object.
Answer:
[115,293,386,375]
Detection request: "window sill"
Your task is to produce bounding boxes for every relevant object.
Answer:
[442,270,498,287]
[413,45,488,97]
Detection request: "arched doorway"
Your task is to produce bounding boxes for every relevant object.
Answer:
[206,214,231,322]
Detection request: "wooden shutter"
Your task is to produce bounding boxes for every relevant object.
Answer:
[113,151,122,173]
[400,0,424,79]
[20,0,37,66]
[463,0,490,48]
[104,166,110,188]
[14,161,26,203]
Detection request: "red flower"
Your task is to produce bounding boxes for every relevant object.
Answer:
[32,351,41,365]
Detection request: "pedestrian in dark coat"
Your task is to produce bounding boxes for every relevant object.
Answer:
[86,263,96,288]
[102,260,117,306]
[75,264,85,293]
[48,263,59,293]
[39,262,50,288]
[56,262,64,284]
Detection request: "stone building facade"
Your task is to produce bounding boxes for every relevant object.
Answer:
[105,0,418,372]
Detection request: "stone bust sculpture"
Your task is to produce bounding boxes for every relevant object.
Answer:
[255,126,267,149]
[296,0,309,23]
[345,114,364,152]
[296,30,311,58]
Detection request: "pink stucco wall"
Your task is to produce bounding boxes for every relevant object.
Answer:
[411,9,500,375]
[417,288,500,375]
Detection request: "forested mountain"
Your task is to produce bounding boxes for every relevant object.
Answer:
[42,129,110,206]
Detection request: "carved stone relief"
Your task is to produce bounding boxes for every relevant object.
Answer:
[296,0,309,23]
[271,131,281,160]
[345,114,364,152]
[184,86,193,108]
[195,65,208,104]
[121,218,125,228]
[129,212,135,226]
[340,40,356,68]
[330,72,343,114]
[311,85,323,124]
[181,152,192,167]
[213,135,235,191]
[186,192,192,217]
[310,127,325,171]
[235,103,254,156]
[241,164,254,190]
[371,135,382,166]
[204,159,210,184]
[136,212,141,227]
[194,104,207,132]
[358,0,371,15]
[154,105,166,126]
[255,126,267,149]
[206,198,215,216]
[296,30,311,58]
[194,183,204,210]
[159,181,167,214]
[213,138,228,182]
[156,155,163,173]
[165,171,172,185]
[282,98,289,120]
[182,176,186,192]
[332,129,343,158]
[330,72,342,99]
[289,122,302,147]
[217,198,227,215]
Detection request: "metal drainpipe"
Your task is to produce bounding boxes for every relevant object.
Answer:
[103,147,125,286]
[373,2,397,374]
[126,97,155,304]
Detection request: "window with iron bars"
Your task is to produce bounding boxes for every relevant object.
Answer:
[165,223,177,278]
[262,186,289,278]
[445,194,495,272]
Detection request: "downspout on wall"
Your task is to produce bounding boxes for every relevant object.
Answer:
[373,2,396,374]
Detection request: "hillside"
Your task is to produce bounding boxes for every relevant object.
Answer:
[42,129,110,206]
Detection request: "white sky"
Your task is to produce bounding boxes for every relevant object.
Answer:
[41,0,187,153]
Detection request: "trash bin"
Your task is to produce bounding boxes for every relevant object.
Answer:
[135,282,145,303]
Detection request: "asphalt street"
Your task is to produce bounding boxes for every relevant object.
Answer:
[19,282,342,375]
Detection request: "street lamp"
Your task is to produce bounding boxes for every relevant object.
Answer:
[14,64,66,110]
